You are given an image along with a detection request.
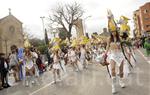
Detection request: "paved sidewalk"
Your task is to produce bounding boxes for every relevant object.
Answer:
[138,48,150,64]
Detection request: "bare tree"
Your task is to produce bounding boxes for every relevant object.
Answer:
[49,2,84,41]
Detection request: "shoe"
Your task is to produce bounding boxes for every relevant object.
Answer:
[0,87,3,90]
[25,81,29,87]
[6,84,11,88]
[112,85,117,94]
[75,69,79,72]
[119,78,125,88]
[112,77,117,94]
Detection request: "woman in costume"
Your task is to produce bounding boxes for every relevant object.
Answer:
[105,10,126,94]
[24,48,35,87]
[24,37,36,87]
[118,16,137,74]
[80,45,87,69]
[52,50,61,83]
[68,47,79,72]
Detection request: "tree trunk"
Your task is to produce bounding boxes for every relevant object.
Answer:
[67,24,73,41]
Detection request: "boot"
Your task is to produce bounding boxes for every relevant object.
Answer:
[25,76,30,87]
[119,78,125,88]
[112,77,117,94]
[34,77,40,85]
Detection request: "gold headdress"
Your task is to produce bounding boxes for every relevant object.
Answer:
[107,9,117,32]
[51,37,61,51]
[24,36,31,48]
[79,36,90,45]
[119,15,130,37]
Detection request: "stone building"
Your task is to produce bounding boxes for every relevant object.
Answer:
[74,19,84,38]
[0,9,24,56]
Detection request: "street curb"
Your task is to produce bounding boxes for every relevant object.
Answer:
[137,49,150,64]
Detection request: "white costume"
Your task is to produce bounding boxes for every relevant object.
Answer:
[69,50,77,62]
[107,50,125,67]
[25,57,34,70]
[53,55,61,69]
[31,52,39,77]
[80,47,87,69]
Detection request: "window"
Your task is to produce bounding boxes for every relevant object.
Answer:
[145,17,150,20]
[144,9,148,14]
[9,26,15,33]
[146,25,150,28]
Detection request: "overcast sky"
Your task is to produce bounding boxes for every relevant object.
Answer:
[0,0,149,38]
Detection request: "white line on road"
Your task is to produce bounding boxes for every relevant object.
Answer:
[29,74,68,95]
[137,49,150,64]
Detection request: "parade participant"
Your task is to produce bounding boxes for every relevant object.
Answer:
[106,9,126,94]
[59,50,67,74]
[80,45,87,69]
[36,52,45,74]
[9,46,19,82]
[31,48,39,84]
[52,50,61,83]
[24,48,36,87]
[75,45,84,70]
[118,16,136,74]
[68,47,79,72]
[0,53,11,89]
[17,48,25,81]
[23,37,36,87]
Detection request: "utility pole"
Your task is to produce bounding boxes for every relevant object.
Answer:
[40,16,45,37]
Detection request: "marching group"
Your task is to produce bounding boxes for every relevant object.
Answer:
[0,37,138,94]
[0,46,46,90]
[0,9,150,95]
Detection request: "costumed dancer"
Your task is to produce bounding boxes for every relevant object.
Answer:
[105,9,126,94]
[59,50,67,74]
[79,36,90,69]
[118,16,137,75]
[24,37,35,87]
[51,44,61,84]
[69,39,80,71]
[31,48,39,84]
[80,45,87,69]
[9,45,19,82]
[68,47,79,72]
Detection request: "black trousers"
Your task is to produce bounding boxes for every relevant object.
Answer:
[0,70,8,86]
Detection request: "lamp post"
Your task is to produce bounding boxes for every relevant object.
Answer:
[83,15,92,35]
[40,16,45,37]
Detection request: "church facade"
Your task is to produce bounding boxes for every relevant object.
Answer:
[0,11,24,56]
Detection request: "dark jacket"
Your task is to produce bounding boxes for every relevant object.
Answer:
[0,57,9,73]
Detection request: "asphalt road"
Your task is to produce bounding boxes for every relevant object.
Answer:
[0,49,150,95]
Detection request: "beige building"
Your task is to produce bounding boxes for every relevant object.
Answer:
[0,10,24,56]
[74,19,84,38]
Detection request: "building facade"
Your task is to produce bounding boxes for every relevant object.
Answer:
[74,19,84,38]
[0,11,24,56]
[133,2,150,37]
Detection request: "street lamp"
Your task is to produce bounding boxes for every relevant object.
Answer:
[83,15,92,35]
[40,16,45,36]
